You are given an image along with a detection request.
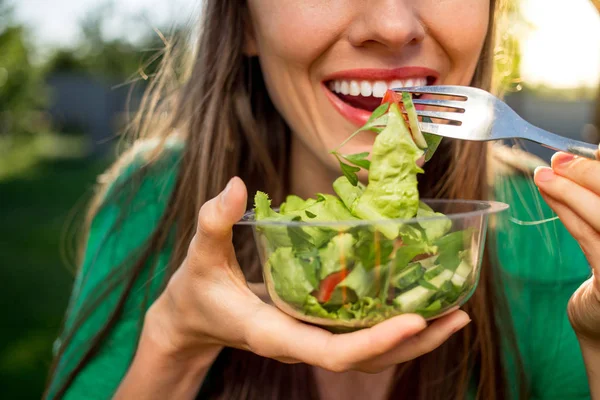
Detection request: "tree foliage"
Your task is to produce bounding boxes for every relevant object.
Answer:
[0,4,48,137]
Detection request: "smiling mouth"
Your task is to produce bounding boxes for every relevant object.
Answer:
[325,76,436,112]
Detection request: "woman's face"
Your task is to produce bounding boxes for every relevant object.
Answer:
[246,0,490,179]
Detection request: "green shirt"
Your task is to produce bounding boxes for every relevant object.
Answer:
[47,146,592,399]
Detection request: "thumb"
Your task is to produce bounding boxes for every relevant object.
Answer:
[189,177,248,266]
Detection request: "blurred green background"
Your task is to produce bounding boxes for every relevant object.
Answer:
[0,0,599,398]
[0,1,187,398]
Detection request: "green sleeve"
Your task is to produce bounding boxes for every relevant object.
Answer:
[494,174,591,399]
[46,144,182,400]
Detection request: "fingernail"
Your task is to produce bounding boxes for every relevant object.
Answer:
[551,152,575,167]
[220,179,234,206]
[534,166,554,183]
[452,318,471,334]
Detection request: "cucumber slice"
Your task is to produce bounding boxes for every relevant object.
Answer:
[419,254,439,270]
[392,263,425,290]
[423,264,444,280]
[418,279,438,290]
[394,269,453,312]
[402,92,428,148]
[451,259,472,287]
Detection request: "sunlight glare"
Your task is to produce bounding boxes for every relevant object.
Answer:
[519,0,600,89]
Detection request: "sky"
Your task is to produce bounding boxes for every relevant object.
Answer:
[13,0,199,45]
[12,0,600,89]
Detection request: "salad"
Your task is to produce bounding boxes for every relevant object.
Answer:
[253,90,475,325]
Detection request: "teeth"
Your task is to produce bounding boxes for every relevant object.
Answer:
[413,78,427,87]
[389,80,403,90]
[340,81,349,95]
[360,81,372,96]
[372,81,388,98]
[328,77,429,97]
[349,80,361,96]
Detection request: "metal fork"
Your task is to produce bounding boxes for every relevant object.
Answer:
[393,85,599,160]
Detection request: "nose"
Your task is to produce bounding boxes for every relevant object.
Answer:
[347,0,425,51]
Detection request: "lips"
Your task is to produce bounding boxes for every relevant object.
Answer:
[323,67,439,127]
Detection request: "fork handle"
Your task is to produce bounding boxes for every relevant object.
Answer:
[524,126,599,160]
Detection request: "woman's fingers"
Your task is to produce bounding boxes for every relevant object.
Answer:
[551,152,600,195]
[536,188,600,339]
[536,188,600,273]
[161,177,253,347]
[359,310,470,373]
[534,166,600,233]
[188,177,248,273]
[243,304,430,372]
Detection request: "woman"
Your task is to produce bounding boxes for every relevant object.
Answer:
[46,0,600,399]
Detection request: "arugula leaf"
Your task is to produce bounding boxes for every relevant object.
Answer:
[297,249,320,289]
[287,218,314,252]
[342,152,371,170]
[415,299,443,318]
[332,103,390,152]
[368,102,390,123]
[336,156,361,186]
[393,244,433,272]
[433,229,474,271]
[354,229,395,270]
[422,117,443,162]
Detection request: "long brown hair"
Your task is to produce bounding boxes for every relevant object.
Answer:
[47,0,527,399]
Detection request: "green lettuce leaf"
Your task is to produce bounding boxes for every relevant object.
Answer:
[416,201,452,242]
[254,191,297,248]
[352,103,425,239]
[301,194,358,224]
[280,195,317,214]
[329,263,388,304]
[336,297,396,322]
[354,228,395,270]
[303,295,337,319]
[319,233,356,279]
[333,176,365,213]
[268,247,315,305]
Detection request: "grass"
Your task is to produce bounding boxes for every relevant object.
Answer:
[0,142,111,399]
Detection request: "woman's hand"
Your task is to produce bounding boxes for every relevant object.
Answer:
[534,149,600,342]
[145,177,471,375]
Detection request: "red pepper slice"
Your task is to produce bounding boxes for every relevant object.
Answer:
[381,89,402,106]
[316,270,348,303]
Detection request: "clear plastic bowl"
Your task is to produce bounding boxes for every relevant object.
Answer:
[238,199,508,332]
